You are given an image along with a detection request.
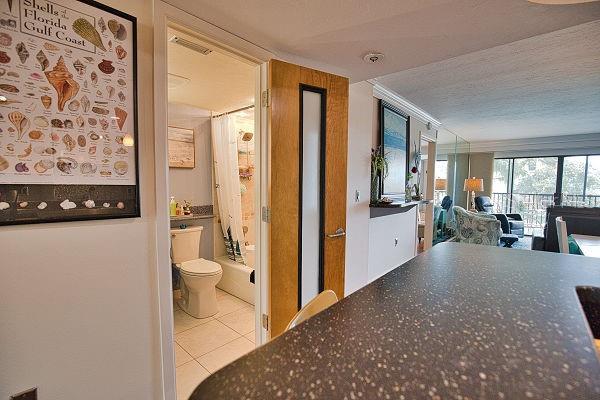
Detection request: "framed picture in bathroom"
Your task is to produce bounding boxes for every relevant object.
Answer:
[0,0,140,225]
[168,126,195,168]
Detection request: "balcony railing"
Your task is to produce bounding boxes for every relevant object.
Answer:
[492,192,600,235]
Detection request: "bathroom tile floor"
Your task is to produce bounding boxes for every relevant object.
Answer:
[174,288,256,399]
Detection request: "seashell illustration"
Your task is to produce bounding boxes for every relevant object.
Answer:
[108,20,121,37]
[103,134,111,141]
[62,134,76,151]
[51,132,60,142]
[77,134,86,147]
[36,50,49,70]
[41,94,52,109]
[117,79,126,87]
[106,86,115,99]
[0,51,10,63]
[6,144,15,152]
[83,79,88,89]
[57,157,78,174]
[114,107,127,130]
[96,90,102,97]
[98,17,106,33]
[8,111,29,140]
[0,202,9,210]
[108,40,112,49]
[88,118,97,126]
[34,159,54,173]
[64,119,73,129]
[0,83,18,93]
[44,147,57,155]
[89,132,100,141]
[28,130,44,140]
[103,203,110,208]
[7,71,18,77]
[45,56,80,112]
[68,100,80,112]
[90,71,98,85]
[116,24,127,41]
[0,67,5,76]
[115,135,124,144]
[99,118,108,130]
[15,42,29,63]
[98,59,114,74]
[81,163,96,175]
[18,144,32,158]
[37,202,48,210]
[50,118,63,128]
[15,162,28,173]
[73,59,85,75]
[88,146,96,155]
[115,147,127,155]
[60,199,77,209]
[0,32,12,46]
[114,161,128,176]
[84,199,96,208]
[34,116,49,128]
[115,45,127,60]
[100,170,112,177]
[117,201,125,209]
[103,147,112,156]
[76,115,84,128]
[43,42,59,51]
[0,155,8,171]
[92,106,109,115]
[72,18,106,51]
[80,95,90,112]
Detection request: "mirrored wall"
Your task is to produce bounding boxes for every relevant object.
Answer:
[432,130,470,245]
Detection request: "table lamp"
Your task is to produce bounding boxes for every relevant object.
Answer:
[464,177,484,210]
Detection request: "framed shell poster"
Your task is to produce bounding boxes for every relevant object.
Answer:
[168,126,194,168]
[0,0,139,225]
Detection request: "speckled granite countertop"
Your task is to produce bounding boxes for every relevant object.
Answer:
[191,243,600,399]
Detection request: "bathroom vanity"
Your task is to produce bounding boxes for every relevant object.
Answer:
[191,243,600,399]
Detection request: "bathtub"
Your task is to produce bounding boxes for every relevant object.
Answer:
[216,245,255,305]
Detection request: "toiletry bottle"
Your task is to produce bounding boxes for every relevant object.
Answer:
[169,196,177,216]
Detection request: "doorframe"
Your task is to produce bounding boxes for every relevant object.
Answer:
[153,3,273,399]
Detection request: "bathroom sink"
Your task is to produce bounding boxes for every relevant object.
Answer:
[576,286,600,353]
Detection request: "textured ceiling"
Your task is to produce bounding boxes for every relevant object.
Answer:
[167,28,256,113]
[166,0,600,81]
[377,21,600,142]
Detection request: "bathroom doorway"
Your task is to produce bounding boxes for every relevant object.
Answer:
[153,5,271,398]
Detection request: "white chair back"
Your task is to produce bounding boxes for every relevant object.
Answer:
[556,216,569,254]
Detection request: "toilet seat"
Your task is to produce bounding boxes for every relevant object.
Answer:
[179,258,222,277]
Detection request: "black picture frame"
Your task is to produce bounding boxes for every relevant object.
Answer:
[0,0,140,226]
[379,100,410,197]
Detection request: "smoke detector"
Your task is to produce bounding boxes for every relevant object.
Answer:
[363,52,385,63]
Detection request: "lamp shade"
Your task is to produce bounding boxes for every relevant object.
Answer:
[434,178,447,190]
[464,177,484,192]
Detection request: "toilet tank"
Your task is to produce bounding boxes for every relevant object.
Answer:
[170,226,203,264]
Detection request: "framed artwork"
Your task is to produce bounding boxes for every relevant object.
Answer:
[168,126,195,168]
[380,100,409,196]
[0,0,139,225]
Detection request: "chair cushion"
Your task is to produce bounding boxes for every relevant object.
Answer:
[567,235,583,255]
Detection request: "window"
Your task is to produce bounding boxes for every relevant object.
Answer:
[562,156,586,196]
[493,159,510,193]
[512,157,558,195]
[586,155,600,196]
[435,160,447,180]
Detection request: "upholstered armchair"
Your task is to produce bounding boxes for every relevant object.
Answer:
[474,196,525,238]
[452,206,503,246]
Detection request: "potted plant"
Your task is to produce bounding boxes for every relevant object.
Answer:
[370,146,388,204]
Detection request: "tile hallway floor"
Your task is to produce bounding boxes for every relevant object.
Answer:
[174,288,256,399]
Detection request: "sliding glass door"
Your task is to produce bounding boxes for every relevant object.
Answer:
[561,155,600,208]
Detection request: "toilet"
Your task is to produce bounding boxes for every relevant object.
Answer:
[170,226,222,318]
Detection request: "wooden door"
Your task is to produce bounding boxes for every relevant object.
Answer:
[268,59,348,337]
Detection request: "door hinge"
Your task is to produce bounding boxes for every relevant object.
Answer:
[261,206,271,223]
[262,313,269,330]
[261,89,270,108]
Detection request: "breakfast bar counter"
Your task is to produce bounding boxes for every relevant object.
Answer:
[191,243,600,399]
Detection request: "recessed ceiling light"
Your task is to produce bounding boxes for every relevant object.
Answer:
[528,0,599,4]
[363,52,385,64]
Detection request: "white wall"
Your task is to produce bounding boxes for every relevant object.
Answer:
[344,82,373,295]
[0,1,162,399]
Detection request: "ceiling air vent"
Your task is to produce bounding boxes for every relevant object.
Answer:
[169,36,212,55]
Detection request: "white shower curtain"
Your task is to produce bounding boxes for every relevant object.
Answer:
[211,114,246,262]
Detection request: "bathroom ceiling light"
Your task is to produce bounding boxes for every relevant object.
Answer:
[527,0,599,3]
[169,35,213,55]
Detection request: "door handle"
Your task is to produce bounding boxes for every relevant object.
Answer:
[326,228,346,238]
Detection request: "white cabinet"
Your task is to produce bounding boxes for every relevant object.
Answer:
[368,207,417,282]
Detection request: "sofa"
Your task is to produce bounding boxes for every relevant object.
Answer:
[453,206,503,246]
[474,196,525,238]
[532,206,600,252]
